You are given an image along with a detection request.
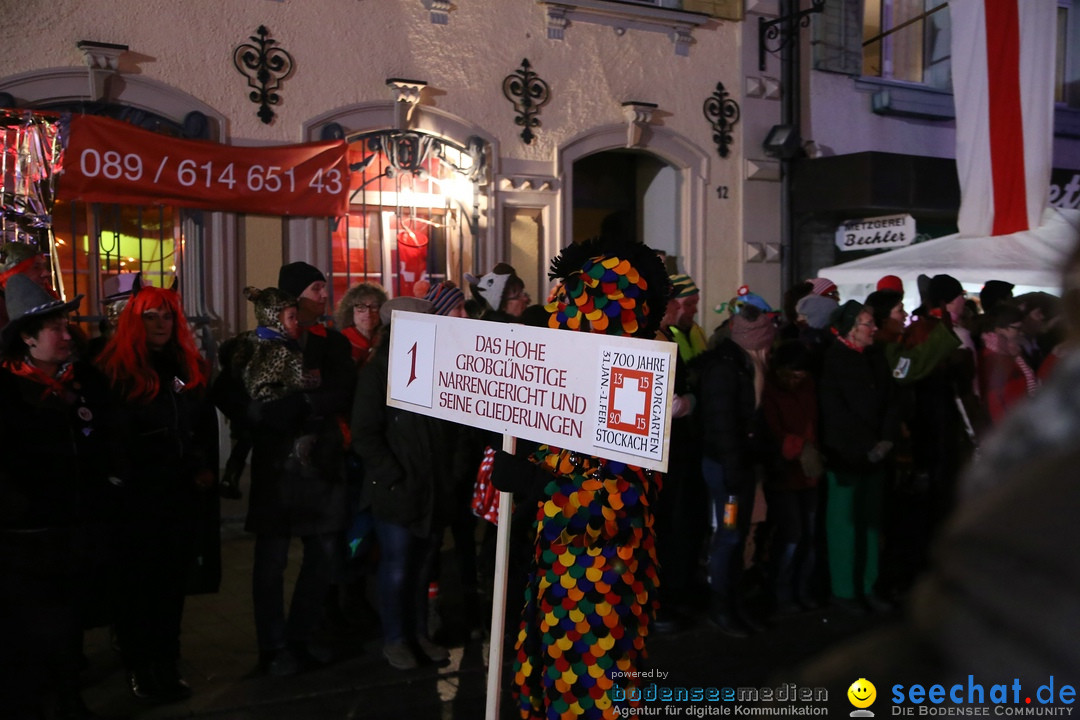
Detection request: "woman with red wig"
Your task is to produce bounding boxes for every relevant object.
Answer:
[96,277,219,704]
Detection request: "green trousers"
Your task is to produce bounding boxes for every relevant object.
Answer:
[825,469,884,599]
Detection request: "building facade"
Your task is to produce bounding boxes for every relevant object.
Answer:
[1,0,770,348]
[769,0,1080,285]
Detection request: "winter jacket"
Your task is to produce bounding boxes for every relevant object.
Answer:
[818,342,899,472]
[0,361,121,531]
[244,324,354,536]
[114,352,217,500]
[761,375,820,490]
[351,332,462,538]
[696,337,761,489]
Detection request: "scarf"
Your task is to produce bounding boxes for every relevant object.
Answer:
[1015,355,1039,395]
[731,314,777,352]
[255,324,300,351]
[984,332,1039,396]
[2,357,75,400]
[832,327,865,353]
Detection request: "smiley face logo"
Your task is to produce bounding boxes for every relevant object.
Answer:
[848,678,877,709]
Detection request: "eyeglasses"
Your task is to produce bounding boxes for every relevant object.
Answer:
[857,321,876,328]
[354,303,381,313]
[505,293,529,302]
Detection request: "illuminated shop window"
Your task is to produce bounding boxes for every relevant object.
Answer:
[330,129,486,303]
[52,198,183,324]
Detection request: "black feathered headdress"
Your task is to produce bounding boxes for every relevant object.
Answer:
[544,236,671,338]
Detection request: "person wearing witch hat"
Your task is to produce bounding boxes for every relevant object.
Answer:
[0,274,122,719]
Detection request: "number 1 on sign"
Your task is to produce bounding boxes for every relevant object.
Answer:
[407,342,418,386]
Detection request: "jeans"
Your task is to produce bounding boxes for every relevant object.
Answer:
[701,456,755,601]
[374,519,439,645]
[764,487,818,604]
[252,532,336,652]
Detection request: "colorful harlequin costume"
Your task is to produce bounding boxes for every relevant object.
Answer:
[493,235,671,720]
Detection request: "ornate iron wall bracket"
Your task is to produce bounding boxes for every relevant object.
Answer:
[502,59,550,145]
[758,0,825,71]
[233,26,294,124]
[703,82,740,159]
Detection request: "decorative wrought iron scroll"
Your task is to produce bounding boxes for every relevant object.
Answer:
[233,26,295,124]
[703,82,740,159]
[502,59,550,145]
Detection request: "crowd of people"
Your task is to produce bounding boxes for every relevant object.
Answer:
[0,232,1072,720]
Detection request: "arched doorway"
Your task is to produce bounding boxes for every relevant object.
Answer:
[572,149,680,267]
[559,125,708,299]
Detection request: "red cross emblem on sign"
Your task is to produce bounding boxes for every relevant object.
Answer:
[607,367,652,435]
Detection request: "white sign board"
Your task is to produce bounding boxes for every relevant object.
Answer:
[835,213,916,252]
[386,312,677,472]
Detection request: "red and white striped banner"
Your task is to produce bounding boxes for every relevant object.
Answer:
[951,0,1056,237]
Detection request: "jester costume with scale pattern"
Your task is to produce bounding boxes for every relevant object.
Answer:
[508,236,671,720]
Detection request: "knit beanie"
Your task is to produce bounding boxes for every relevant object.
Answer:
[730,307,777,351]
[876,274,904,294]
[980,280,1015,314]
[669,273,700,298]
[423,282,466,316]
[807,277,838,297]
[830,300,866,338]
[277,262,326,300]
[796,293,839,330]
[928,274,964,307]
[864,290,904,327]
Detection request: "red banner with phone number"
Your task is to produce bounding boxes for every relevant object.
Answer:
[58,115,349,217]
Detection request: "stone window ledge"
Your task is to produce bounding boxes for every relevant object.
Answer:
[538,0,711,56]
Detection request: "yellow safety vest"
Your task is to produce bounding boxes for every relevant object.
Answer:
[669,324,707,363]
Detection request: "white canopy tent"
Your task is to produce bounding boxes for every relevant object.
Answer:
[819,207,1080,306]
